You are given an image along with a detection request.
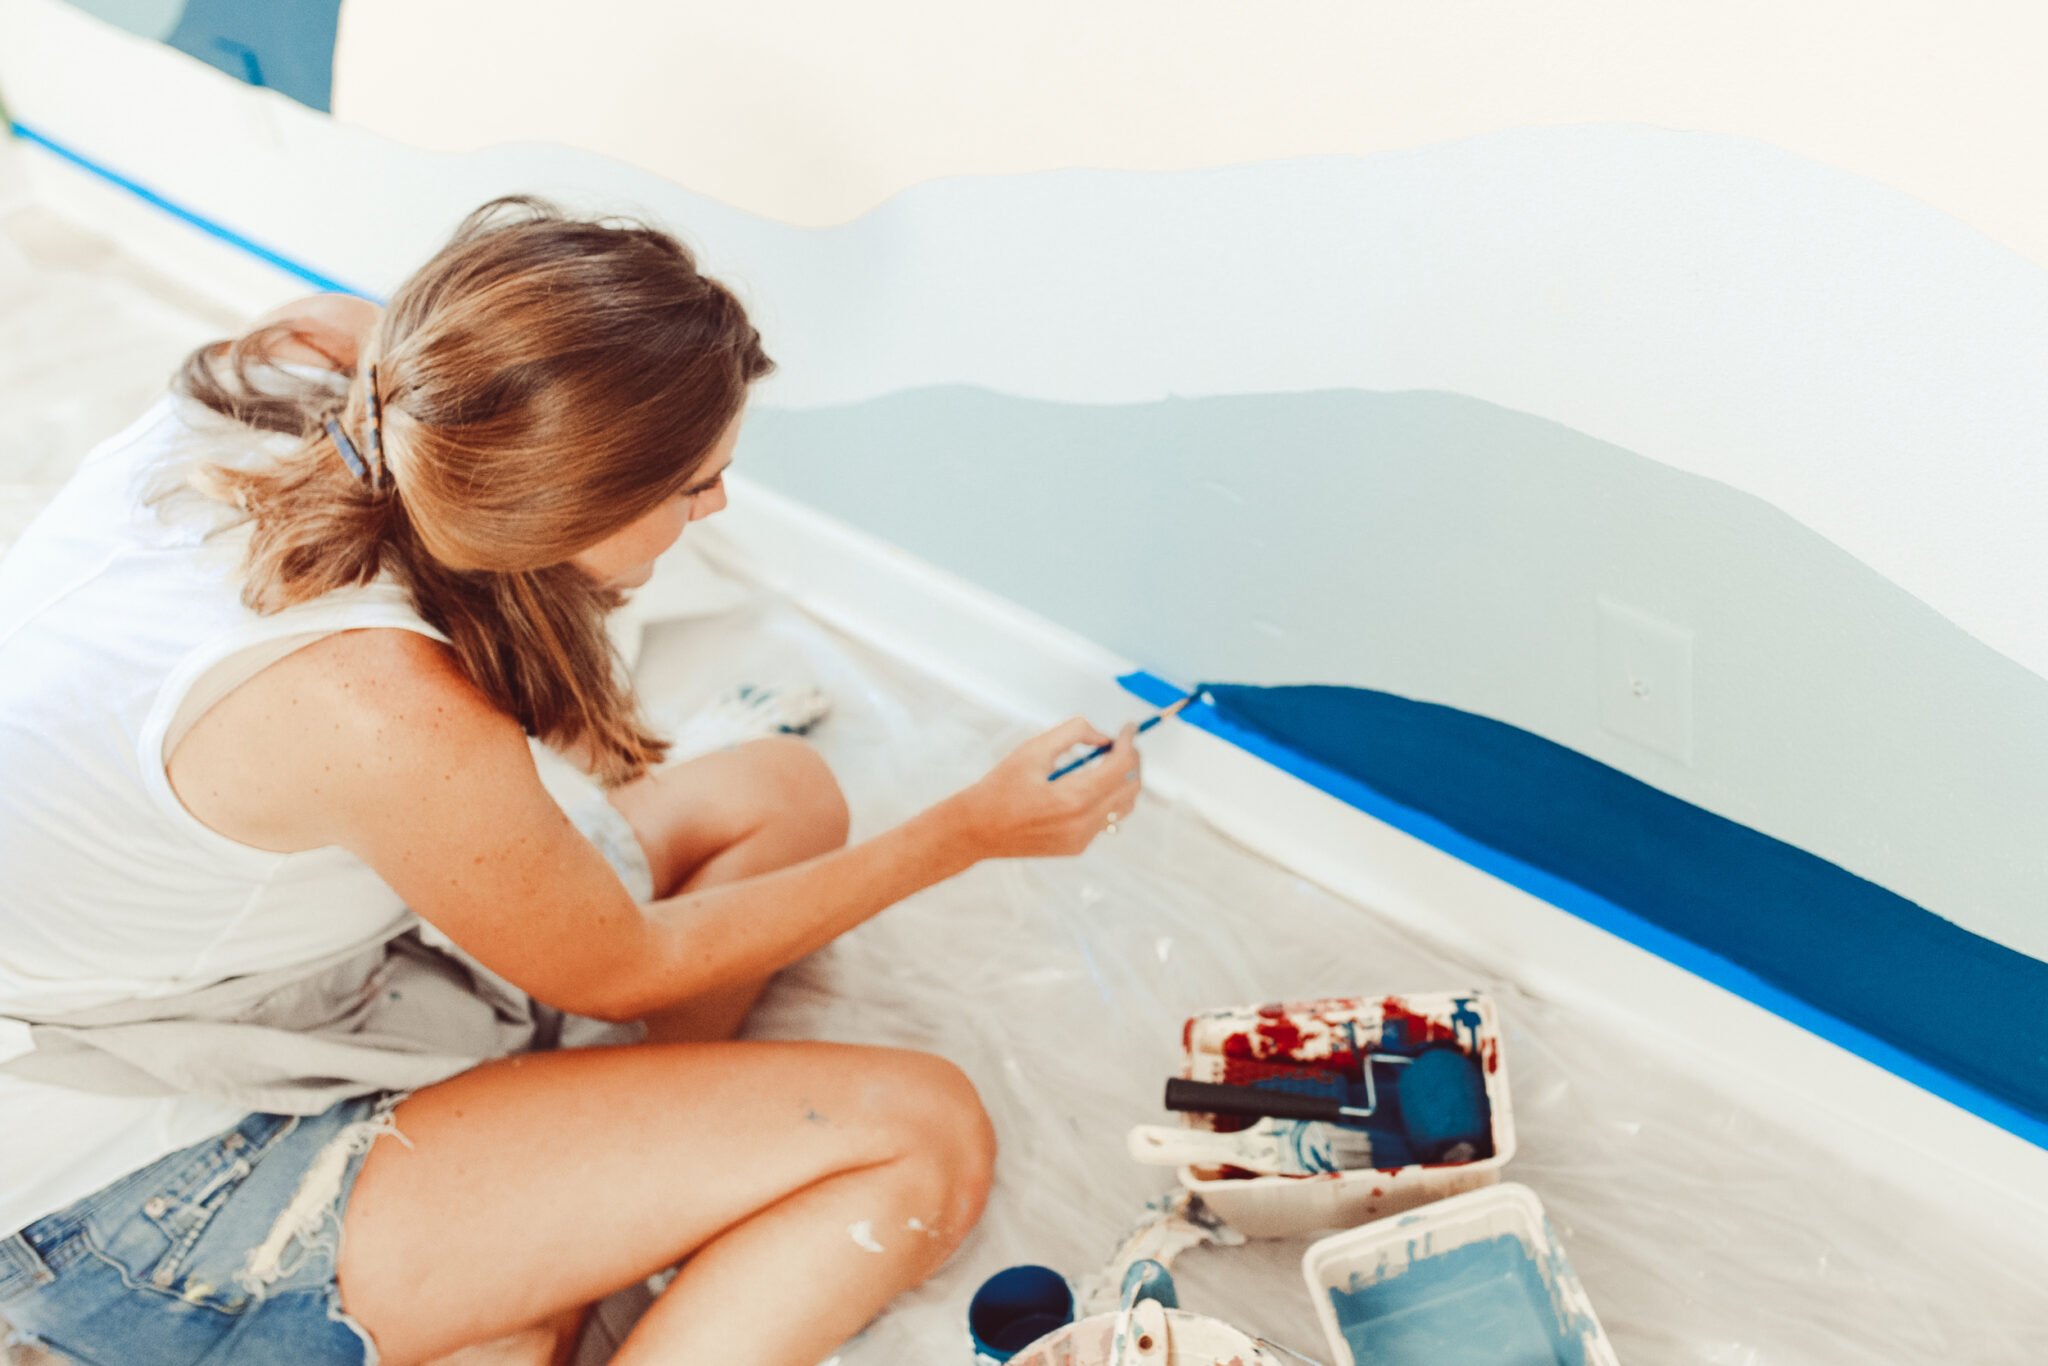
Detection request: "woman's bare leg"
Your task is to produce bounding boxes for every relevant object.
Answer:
[422,1309,582,1366]
[390,736,872,1363]
[605,736,851,1044]
[338,1041,994,1366]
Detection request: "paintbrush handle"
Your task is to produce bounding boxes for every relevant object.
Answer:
[1045,713,1165,783]
[1046,695,1196,782]
[1164,1077,1365,1124]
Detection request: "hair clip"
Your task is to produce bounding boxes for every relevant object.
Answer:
[364,363,386,488]
[323,416,371,482]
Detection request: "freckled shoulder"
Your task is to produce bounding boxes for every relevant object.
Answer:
[170,627,531,853]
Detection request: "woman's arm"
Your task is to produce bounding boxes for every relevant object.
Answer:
[169,627,1137,1022]
[615,716,1128,1019]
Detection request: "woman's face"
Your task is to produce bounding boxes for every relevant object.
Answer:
[572,411,742,590]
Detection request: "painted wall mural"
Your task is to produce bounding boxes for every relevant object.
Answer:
[62,0,341,110]
[9,0,2046,1129]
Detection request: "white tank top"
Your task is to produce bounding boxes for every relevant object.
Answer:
[0,387,449,1237]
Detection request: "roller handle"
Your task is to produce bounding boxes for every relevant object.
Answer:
[1163,1077,1352,1123]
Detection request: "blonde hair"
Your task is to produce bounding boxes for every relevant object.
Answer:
[174,197,774,784]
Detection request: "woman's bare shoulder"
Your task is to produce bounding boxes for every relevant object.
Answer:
[169,627,532,854]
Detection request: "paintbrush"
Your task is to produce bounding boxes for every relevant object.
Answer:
[1126,1118,1377,1177]
[1046,691,1202,782]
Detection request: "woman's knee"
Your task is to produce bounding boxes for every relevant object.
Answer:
[742,735,850,854]
[859,1050,996,1244]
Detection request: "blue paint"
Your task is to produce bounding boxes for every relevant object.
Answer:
[969,1264,1074,1362]
[1450,997,1484,1051]
[163,0,343,111]
[1118,1258,1179,1310]
[6,122,373,298]
[1394,1049,1491,1160]
[1329,1235,1591,1366]
[1119,672,2048,1148]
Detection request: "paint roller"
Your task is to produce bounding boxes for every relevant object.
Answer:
[1163,1046,1492,1165]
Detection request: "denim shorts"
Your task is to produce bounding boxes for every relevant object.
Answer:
[0,1094,401,1364]
[0,789,657,1365]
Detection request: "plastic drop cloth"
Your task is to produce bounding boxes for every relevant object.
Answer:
[598,598,2048,1365]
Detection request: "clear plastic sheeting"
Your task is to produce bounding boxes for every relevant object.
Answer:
[627,601,2048,1365]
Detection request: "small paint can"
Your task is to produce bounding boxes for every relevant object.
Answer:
[969,1264,1076,1363]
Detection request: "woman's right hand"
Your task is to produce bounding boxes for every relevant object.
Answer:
[945,717,1143,860]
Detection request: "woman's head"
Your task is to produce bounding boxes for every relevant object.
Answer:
[176,197,774,784]
[569,411,738,590]
[365,199,769,572]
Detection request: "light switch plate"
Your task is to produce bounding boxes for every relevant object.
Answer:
[1598,598,1694,765]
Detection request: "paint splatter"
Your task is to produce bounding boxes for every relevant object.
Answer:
[1379,996,1459,1053]
[1253,1006,1306,1057]
[848,1220,885,1254]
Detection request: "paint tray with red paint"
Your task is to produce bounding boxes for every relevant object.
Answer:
[1170,992,1516,1238]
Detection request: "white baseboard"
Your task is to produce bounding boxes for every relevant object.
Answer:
[702,475,2048,1254]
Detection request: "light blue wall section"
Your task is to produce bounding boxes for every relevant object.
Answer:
[451,125,2042,694]
[737,387,2048,958]
[56,117,2044,698]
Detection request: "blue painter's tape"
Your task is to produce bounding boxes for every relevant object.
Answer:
[1120,670,2048,1150]
[9,121,375,300]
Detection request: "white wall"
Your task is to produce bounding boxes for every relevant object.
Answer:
[335,0,2048,269]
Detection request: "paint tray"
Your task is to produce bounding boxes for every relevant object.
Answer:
[1300,1183,1618,1366]
[1173,992,1515,1237]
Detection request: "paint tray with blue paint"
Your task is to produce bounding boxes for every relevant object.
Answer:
[1172,992,1515,1237]
[1301,1183,1618,1366]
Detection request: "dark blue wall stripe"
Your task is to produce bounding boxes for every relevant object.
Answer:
[9,121,373,298]
[1121,671,2048,1150]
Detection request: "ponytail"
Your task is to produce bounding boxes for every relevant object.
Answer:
[168,197,770,784]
